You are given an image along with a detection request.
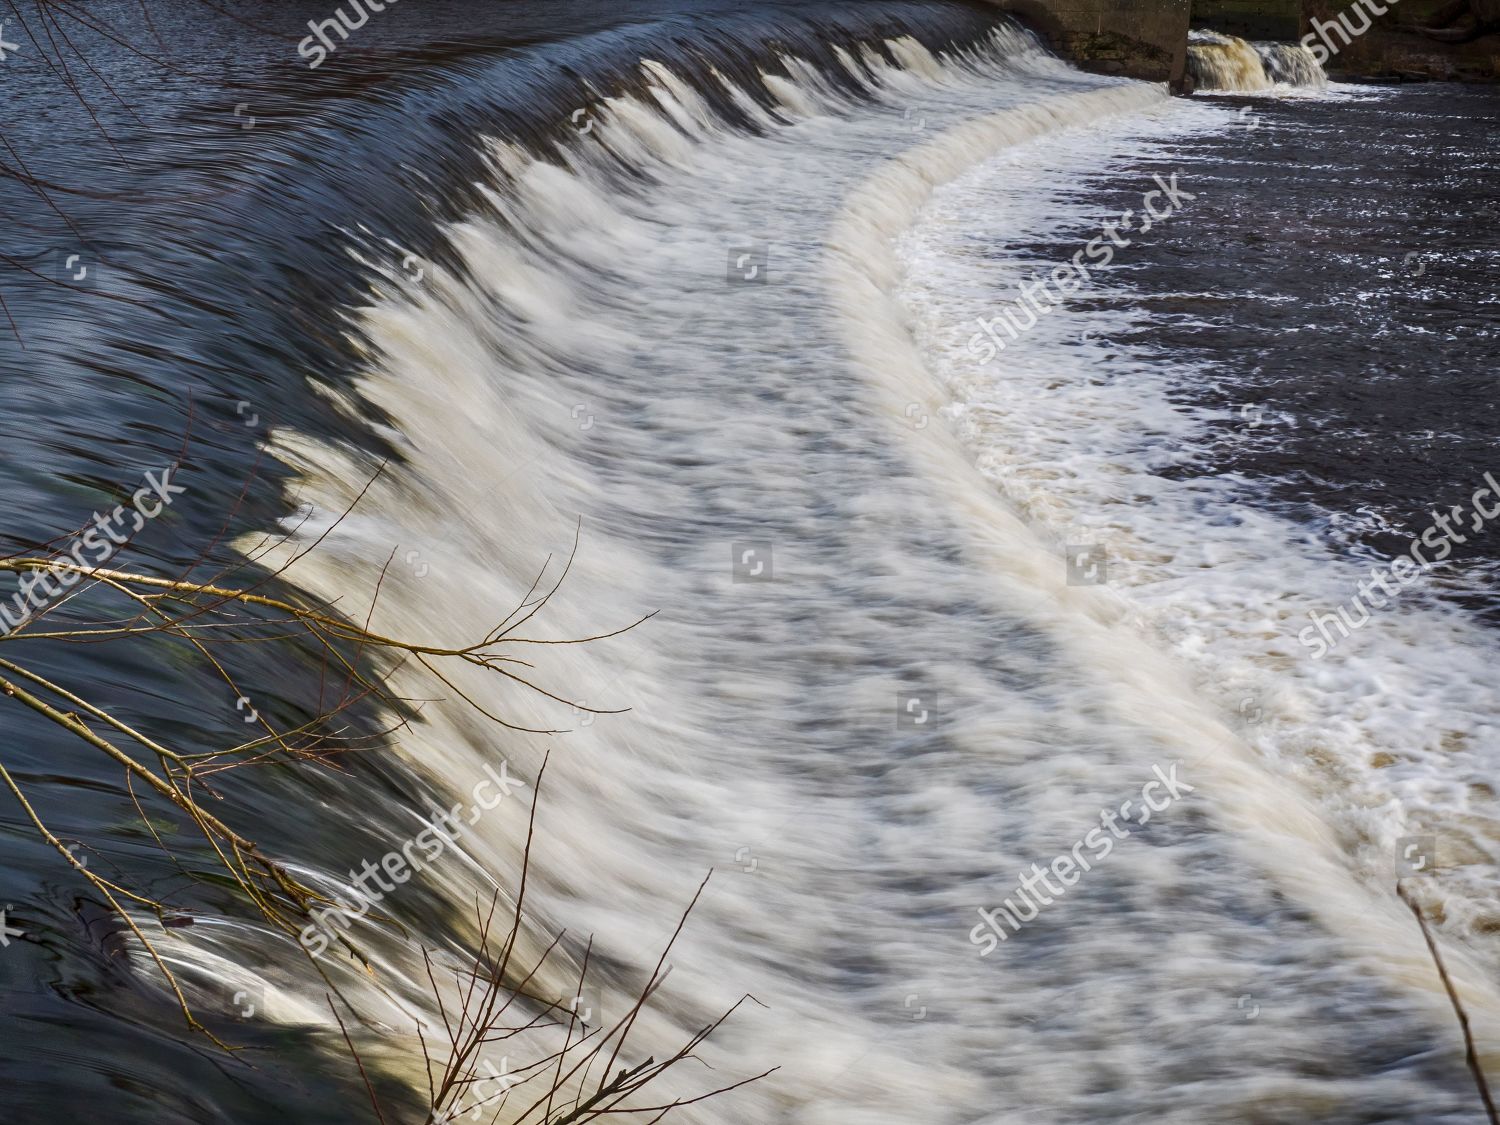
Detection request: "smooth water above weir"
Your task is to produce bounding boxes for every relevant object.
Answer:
[1,3,1498,1122]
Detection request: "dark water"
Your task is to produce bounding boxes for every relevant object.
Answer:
[1075,84,1500,613]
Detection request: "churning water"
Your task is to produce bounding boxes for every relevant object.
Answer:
[2,2,1498,1122]
[1188,29,1329,92]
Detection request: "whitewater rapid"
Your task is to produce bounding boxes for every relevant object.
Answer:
[139,21,1492,1123]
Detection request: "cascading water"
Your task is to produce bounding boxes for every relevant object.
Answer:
[155,24,1247,1123]
[1188,29,1329,91]
[1188,29,1273,91]
[143,16,1484,1122]
[1257,41,1332,86]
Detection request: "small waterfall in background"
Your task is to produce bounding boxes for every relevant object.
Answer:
[1257,40,1331,86]
[1188,30,1272,91]
[1188,28,1329,90]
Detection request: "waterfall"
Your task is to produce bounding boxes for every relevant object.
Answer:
[1188,29,1329,91]
[1257,40,1332,87]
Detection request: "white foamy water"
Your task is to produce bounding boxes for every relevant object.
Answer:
[146,25,1491,1123]
[896,77,1500,1076]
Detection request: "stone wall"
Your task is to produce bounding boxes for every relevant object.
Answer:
[1190,0,1302,38]
[984,0,1193,84]
[1303,0,1500,81]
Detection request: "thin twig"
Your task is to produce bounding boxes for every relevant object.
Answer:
[1399,882,1499,1124]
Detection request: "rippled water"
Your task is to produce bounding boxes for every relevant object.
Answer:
[2,2,1497,1122]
